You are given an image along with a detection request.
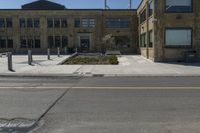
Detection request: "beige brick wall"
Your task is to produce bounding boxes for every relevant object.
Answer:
[0,10,138,54]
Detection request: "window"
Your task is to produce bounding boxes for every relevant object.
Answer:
[62,36,68,48]
[89,19,95,27]
[20,36,27,48]
[20,18,26,28]
[165,28,192,47]
[34,18,40,28]
[0,36,6,48]
[0,18,5,28]
[27,38,34,48]
[54,18,60,28]
[81,19,89,27]
[47,18,53,28]
[55,36,61,47]
[140,33,146,47]
[106,18,129,28]
[165,0,192,13]
[75,18,95,28]
[75,19,81,27]
[27,18,33,28]
[149,30,153,47]
[7,37,13,48]
[114,36,130,48]
[61,19,67,28]
[140,9,146,24]
[34,36,41,48]
[48,36,54,48]
[6,18,12,28]
[149,1,153,16]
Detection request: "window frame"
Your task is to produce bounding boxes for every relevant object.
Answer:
[140,33,146,47]
[6,18,12,28]
[164,27,193,48]
[0,18,5,28]
[106,18,130,28]
[148,30,153,48]
[165,0,193,13]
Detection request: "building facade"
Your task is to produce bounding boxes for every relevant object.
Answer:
[138,0,200,61]
[0,0,138,54]
[0,0,200,62]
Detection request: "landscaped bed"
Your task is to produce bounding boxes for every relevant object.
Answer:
[63,54,119,65]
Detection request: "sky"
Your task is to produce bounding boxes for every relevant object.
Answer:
[0,0,141,9]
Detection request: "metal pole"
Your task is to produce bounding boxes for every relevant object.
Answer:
[28,50,32,65]
[57,47,60,57]
[7,52,13,71]
[105,0,106,9]
[64,47,68,55]
[47,48,50,60]
[130,0,132,9]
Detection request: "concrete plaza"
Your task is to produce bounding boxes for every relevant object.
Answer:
[0,55,200,76]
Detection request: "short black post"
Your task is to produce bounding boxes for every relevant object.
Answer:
[47,48,50,60]
[28,50,32,65]
[57,47,60,57]
[7,52,13,71]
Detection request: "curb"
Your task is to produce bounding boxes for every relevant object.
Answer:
[1,73,200,78]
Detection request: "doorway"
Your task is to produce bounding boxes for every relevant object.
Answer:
[79,35,90,52]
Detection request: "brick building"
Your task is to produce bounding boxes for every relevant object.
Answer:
[0,0,199,61]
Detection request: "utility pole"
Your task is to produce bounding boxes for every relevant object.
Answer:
[129,0,132,9]
[104,0,110,9]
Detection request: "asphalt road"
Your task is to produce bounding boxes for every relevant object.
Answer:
[0,76,200,133]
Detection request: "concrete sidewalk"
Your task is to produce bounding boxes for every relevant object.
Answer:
[1,55,200,77]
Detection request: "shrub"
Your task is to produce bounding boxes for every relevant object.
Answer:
[109,55,119,65]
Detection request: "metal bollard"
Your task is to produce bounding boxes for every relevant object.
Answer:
[7,52,13,71]
[28,50,32,65]
[57,47,60,57]
[47,48,50,60]
[64,47,68,55]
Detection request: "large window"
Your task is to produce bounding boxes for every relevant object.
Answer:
[34,18,40,28]
[75,19,81,28]
[20,18,26,28]
[165,0,192,13]
[149,1,153,16]
[106,18,129,28]
[27,18,33,28]
[165,28,192,47]
[140,9,146,24]
[48,36,68,48]
[149,30,153,47]
[7,37,13,48]
[75,18,95,28]
[114,36,130,48]
[61,19,68,28]
[6,18,12,28]
[54,18,60,28]
[0,36,13,48]
[47,18,67,28]
[20,18,40,28]
[0,36,6,48]
[62,36,68,48]
[0,18,5,28]
[47,18,54,28]
[20,36,41,48]
[140,33,146,47]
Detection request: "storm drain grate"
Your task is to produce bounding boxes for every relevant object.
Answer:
[0,118,37,133]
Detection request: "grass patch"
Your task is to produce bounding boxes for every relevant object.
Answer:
[63,55,118,65]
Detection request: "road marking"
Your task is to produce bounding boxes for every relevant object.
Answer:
[0,86,200,90]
